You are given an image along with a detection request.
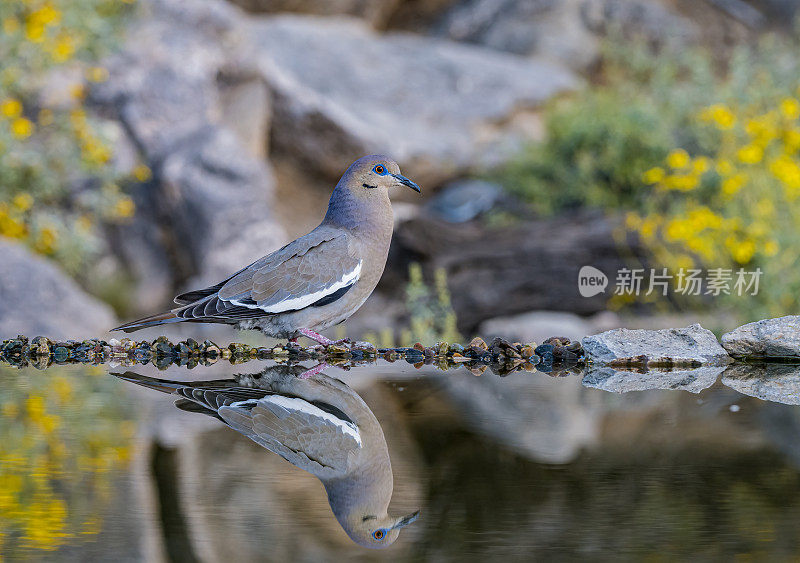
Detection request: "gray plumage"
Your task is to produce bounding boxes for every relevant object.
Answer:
[112,155,421,342]
[114,365,419,548]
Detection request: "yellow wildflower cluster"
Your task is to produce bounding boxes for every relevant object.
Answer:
[0,368,134,556]
[633,93,800,316]
[0,0,138,270]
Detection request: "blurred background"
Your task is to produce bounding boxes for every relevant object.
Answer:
[3,0,800,345]
[4,1,800,560]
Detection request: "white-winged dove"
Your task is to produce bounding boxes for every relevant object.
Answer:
[115,366,420,548]
[113,155,421,345]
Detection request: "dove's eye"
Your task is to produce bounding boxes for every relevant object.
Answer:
[373,164,386,175]
[373,529,386,540]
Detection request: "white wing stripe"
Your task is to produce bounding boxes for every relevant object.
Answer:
[230,261,362,314]
[234,395,362,447]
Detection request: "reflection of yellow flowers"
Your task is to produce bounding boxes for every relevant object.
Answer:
[11,117,34,139]
[13,193,33,211]
[1,98,23,118]
[112,197,136,218]
[132,164,152,182]
[666,149,690,169]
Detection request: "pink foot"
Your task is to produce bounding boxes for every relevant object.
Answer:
[297,328,350,346]
[298,362,329,379]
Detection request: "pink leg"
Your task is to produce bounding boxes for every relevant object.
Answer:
[297,328,350,346]
[298,362,329,379]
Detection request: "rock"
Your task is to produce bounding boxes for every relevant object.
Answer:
[249,15,577,186]
[721,316,800,359]
[385,212,643,333]
[480,311,594,344]
[436,0,695,71]
[92,0,284,307]
[722,363,800,405]
[227,0,401,27]
[582,324,732,366]
[583,366,724,394]
[425,179,503,223]
[0,240,116,339]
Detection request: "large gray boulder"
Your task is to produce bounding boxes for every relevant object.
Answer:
[583,324,732,367]
[249,15,578,186]
[436,0,696,71]
[0,240,116,339]
[92,0,284,309]
[721,316,800,359]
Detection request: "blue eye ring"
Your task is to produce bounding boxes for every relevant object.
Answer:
[372,164,387,175]
[373,528,387,540]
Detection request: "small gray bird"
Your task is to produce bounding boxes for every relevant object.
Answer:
[114,366,419,548]
[112,155,421,344]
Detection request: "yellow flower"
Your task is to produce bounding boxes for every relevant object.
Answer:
[733,240,756,264]
[11,117,34,139]
[13,193,33,211]
[25,21,46,43]
[76,215,93,233]
[764,240,779,256]
[112,197,136,219]
[132,164,152,182]
[666,149,690,169]
[1,98,23,119]
[781,97,800,120]
[51,35,75,63]
[70,84,86,100]
[700,104,736,130]
[715,159,733,176]
[86,67,109,83]
[641,167,664,184]
[737,144,763,164]
[721,173,747,196]
[2,17,19,35]
[692,156,711,174]
[35,227,57,254]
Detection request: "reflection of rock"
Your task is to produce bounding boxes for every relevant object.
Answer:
[583,366,724,394]
[0,240,116,338]
[250,15,577,187]
[436,372,600,463]
[722,363,800,405]
[480,311,594,344]
[721,316,800,359]
[583,324,732,366]
[93,0,283,309]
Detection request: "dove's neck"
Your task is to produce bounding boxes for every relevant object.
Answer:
[323,185,393,235]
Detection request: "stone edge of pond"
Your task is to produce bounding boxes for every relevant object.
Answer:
[3,315,800,375]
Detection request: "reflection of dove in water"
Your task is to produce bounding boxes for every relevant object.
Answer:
[114,366,418,548]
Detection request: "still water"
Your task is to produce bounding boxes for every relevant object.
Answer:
[1,359,800,561]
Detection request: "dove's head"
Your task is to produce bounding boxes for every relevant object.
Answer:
[325,155,421,228]
[343,154,421,195]
[343,510,420,549]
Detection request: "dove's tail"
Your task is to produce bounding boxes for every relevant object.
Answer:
[111,310,183,333]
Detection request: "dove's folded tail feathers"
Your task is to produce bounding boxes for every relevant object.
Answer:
[111,311,183,333]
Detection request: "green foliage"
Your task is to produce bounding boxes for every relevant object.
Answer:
[493,33,800,216]
[0,0,141,274]
[402,263,461,346]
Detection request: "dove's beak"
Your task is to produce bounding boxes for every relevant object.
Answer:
[392,510,420,530]
[392,173,421,193]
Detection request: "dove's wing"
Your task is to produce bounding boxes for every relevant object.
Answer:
[218,395,361,476]
[173,227,362,322]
